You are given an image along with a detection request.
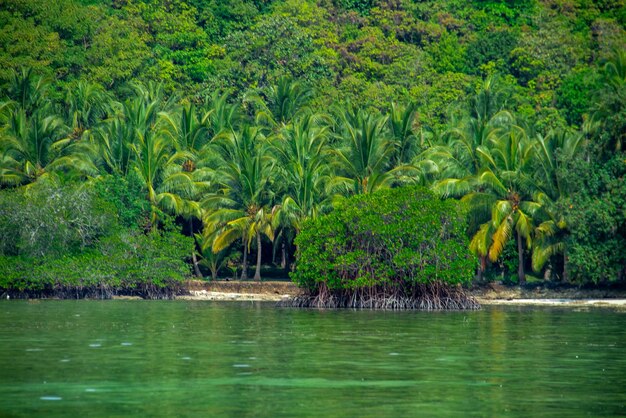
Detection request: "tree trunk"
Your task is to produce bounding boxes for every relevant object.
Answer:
[476,255,486,280]
[282,242,290,275]
[563,252,569,283]
[280,242,286,269]
[190,219,202,278]
[240,240,248,280]
[192,251,202,278]
[254,232,262,281]
[517,231,526,285]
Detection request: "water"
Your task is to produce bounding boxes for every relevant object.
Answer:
[0,301,624,417]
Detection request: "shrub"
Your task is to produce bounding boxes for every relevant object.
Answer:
[0,230,193,299]
[0,180,115,257]
[0,180,192,299]
[288,187,478,309]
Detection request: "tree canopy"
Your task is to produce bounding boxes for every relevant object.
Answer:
[0,0,625,295]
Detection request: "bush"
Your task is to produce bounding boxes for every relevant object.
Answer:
[93,173,149,229]
[0,180,115,257]
[288,187,478,309]
[0,180,192,299]
[0,230,193,299]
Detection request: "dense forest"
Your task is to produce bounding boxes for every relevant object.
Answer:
[0,0,624,297]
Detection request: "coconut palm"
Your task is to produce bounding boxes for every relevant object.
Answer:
[201,92,242,139]
[122,84,205,228]
[0,107,96,186]
[64,81,111,141]
[465,125,541,284]
[92,116,135,176]
[95,82,169,180]
[202,126,277,281]
[6,67,48,115]
[131,119,209,232]
[270,113,333,271]
[271,113,332,231]
[130,123,173,225]
[161,103,216,276]
[388,102,420,166]
[330,106,395,195]
[418,78,516,276]
[429,90,513,197]
[531,127,585,277]
[245,76,314,130]
[195,229,230,281]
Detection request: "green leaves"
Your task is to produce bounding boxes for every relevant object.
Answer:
[292,186,474,290]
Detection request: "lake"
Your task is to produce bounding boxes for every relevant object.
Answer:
[0,301,624,417]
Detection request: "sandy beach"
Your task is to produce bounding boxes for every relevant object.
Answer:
[180,280,626,308]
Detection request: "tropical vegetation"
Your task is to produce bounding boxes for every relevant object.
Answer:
[0,0,624,298]
[287,187,479,309]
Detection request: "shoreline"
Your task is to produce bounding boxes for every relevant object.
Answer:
[177,290,292,302]
[180,280,626,308]
[476,298,626,308]
[178,291,626,308]
[3,280,626,308]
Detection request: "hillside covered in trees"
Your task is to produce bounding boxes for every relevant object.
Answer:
[0,0,624,296]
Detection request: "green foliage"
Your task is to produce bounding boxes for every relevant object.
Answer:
[0,229,192,295]
[0,180,115,257]
[86,14,151,89]
[0,179,192,296]
[556,68,600,126]
[591,49,626,153]
[292,187,474,290]
[426,32,466,74]
[93,173,149,229]
[334,0,373,15]
[465,29,518,75]
[0,0,625,291]
[217,14,333,90]
[559,154,626,284]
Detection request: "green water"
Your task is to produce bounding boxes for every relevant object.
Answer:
[0,301,624,417]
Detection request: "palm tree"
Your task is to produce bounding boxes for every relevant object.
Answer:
[122,84,204,229]
[202,126,277,281]
[429,89,513,197]
[270,113,333,271]
[245,76,314,131]
[64,81,111,141]
[420,78,515,277]
[330,106,395,195]
[0,106,96,186]
[195,229,230,280]
[531,127,585,279]
[6,68,48,116]
[272,113,332,230]
[465,125,541,284]
[388,102,420,166]
[130,122,173,226]
[201,92,242,139]
[92,116,135,176]
[92,82,168,180]
[161,103,215,276]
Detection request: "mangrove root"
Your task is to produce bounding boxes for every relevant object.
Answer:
[278,283,480,310]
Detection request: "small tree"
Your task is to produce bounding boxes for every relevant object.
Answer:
[288,186,478,310]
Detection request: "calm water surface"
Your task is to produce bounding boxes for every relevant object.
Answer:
[0,301,624,417]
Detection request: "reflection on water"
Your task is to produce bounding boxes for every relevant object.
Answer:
[0,300,624,417]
